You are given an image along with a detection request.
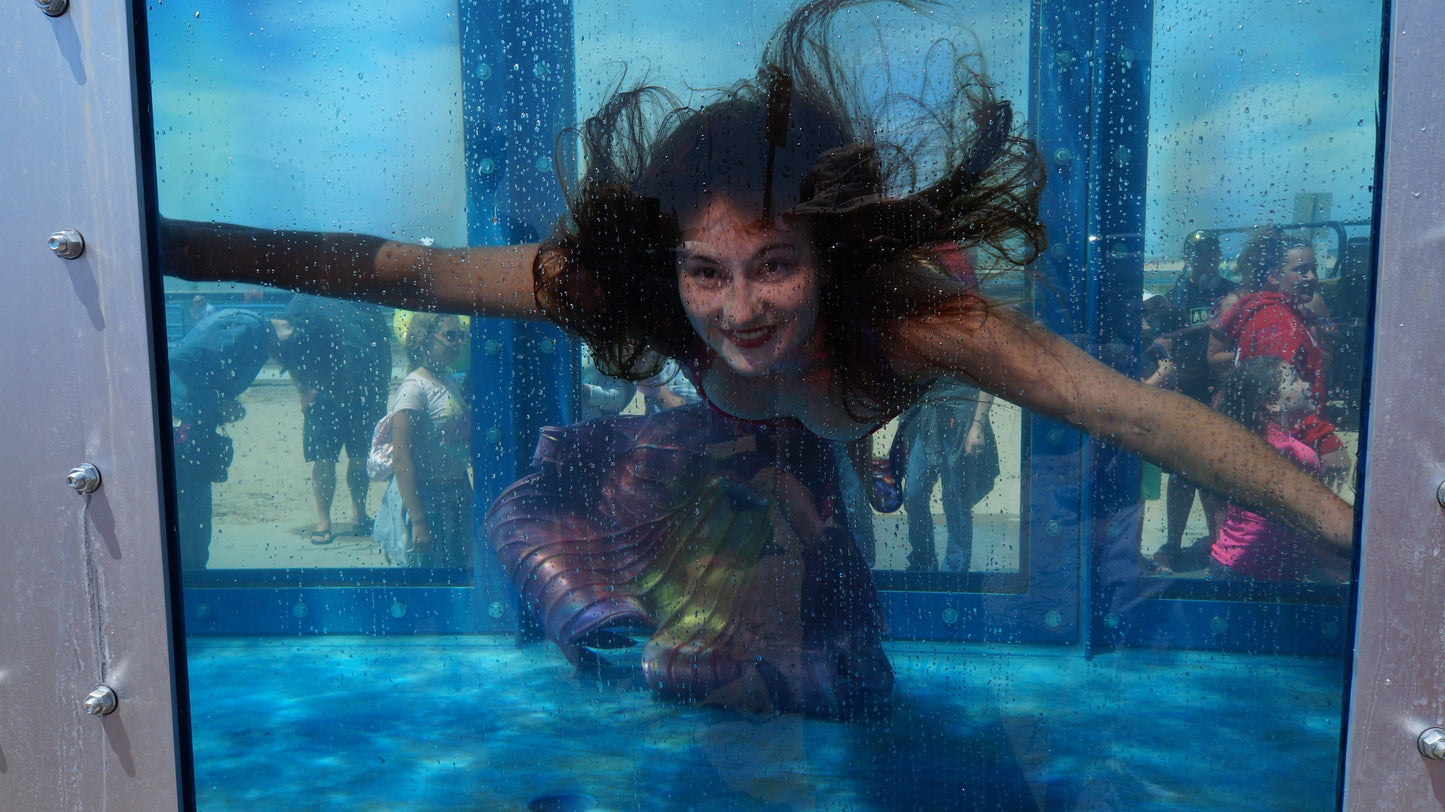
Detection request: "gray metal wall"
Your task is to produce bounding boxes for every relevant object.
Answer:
[0,1,182,809]
[1342,0,1445,806]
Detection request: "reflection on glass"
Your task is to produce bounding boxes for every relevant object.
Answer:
[372,313,473,567]
[1136,222,1368,586]
[145,0,1382,805]
[168,294,403,569]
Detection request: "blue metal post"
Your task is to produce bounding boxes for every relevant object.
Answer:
[457,0,578,631]
[1029,0,1153,655]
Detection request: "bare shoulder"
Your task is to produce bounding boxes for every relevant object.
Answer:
[883,304,1122,432]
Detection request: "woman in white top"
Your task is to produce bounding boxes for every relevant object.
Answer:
[374,313,473,567]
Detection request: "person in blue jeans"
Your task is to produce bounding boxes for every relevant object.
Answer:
[893,383,997,572]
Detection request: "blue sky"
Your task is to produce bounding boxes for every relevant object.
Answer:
[149,0,1381,259]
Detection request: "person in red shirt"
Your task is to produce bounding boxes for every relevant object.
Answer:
[1211,228,1351,484]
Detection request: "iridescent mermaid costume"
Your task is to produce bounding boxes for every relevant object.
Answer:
[486,402,892,718]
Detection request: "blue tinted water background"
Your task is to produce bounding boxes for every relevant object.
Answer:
[188,635,1343,810]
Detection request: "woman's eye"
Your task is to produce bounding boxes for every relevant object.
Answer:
[759,258,794,277]
[684,264,726,286]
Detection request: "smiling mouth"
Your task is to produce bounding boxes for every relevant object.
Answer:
[722,326,776,349]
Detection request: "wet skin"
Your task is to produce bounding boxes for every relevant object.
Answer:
[676,196,823,379]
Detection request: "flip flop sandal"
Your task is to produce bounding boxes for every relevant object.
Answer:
[309,529,334,545]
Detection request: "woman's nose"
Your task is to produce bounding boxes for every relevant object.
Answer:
[722,279,761,324]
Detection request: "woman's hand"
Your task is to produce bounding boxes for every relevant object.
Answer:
[964,419,987,455]
[1320,447,1354,491]
[411,521,434,555]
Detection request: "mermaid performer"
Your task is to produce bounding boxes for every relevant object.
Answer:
[160,0,1354,716]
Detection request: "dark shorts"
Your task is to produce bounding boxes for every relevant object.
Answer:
[303,390,379,463]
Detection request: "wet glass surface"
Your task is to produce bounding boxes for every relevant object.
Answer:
[144,0,1379,807]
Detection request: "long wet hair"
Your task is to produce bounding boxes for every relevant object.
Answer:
[1235,226,1311,293]
[534,0,1046,421]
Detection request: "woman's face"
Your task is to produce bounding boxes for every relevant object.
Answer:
[429,316,465,370]
[1268,246,1318,305]
[676,196,822,378]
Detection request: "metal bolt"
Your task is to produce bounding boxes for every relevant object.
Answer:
[1436,480,1445,510]
[1053,148,1073,167]
[66,463,101,494]
[82,686,118,717]
[1420,728,1445,760]
[488,601,506,619]
[48,229,85,260]
[36,0,69,17]
[1054,50,1076,70]
[941,607,960,625]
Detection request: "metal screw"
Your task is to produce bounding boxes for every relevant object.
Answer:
[1420,728,1445,760]
[1436,480,1445,510]
[36,0,69,17]
[82,686,118,717]
[66,463,101,494]
[48,229,85,260]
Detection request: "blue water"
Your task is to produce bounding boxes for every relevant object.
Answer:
[187,636,1344,810]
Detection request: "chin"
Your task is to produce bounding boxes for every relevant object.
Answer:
[721,354,783,378]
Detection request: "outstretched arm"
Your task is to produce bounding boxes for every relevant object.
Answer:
[890,306,1354,553]
[159,219,544,319]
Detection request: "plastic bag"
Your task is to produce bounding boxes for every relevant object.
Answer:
[367,411,395,481]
